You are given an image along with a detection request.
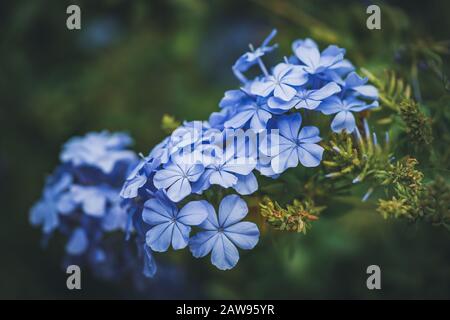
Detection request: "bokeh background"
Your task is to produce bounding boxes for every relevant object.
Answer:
[1,0,449,299]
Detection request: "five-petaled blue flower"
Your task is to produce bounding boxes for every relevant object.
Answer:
[143,194,208,252]
[293,38,346,77]
[260,113,324,174]
[318,96,379,133]
[189,195,260,270]
[153,154,204,202]
[194,150,256,193]
[251,63,308,101]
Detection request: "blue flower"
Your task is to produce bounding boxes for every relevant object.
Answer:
[232,29,278,83]
[63,185,117,217]
[153,155,204,202]
[30,169,72,234]
[193,150,256,194]
[209,106,237,130]
[260,113,324,174]
[142,194,208,252]
[224,99,273,130]
[318,96,379,133]
[268,82,341,110]
[30,197,60,234]
[60,131,136,174]
[66,228,89,255]
[342,71,379,100]
[189,195,259,270]
[31,131,137,265]
[292,39,346,76]
[251,63,308,101]
[120,156,161,199]
[143,244,157,278]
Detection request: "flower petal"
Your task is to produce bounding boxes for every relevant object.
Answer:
[331,111,356,133]
[198,201,219,230]
[224,221,260,250]
[218,194,248,227]
[250,79,275,97]
[120,174,147,199]
[209,170,238,188]
[211,233,239,270]
[143,245,157,278]
[146,222,174,252]
[142,197,175,225]
[309,82,341,100]
[295,44,321,71]
[277,113,302,140]
[271,145,298,174]
[189,230,219,258]
[177,200,210,226]
[233,173,258,195]
[298,126,321,144]
[222,157,256,175]
[274,82,297,101]
[318,96,343,115]
[153,166,182,189]
[66,228,88,255]
[166,177,192,202]
[186,164,205,182]
[171,222,191,250]
[297,143,324,167]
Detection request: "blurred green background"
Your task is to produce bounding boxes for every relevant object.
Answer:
[0,0,449,299]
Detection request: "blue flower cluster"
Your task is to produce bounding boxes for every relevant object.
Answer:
[120,30,379,274]
[30,131,138,265]
[31,30,379,279]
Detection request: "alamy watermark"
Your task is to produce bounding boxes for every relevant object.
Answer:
[366,5,381,30]
[66,265,81,290]
[366,265,381,290]
[66,5,81,30]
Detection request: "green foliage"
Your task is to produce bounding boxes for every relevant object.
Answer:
[422,177,450,228]
[323,131,391,185]
[361,69,434,152]
[361,68,411,112]
[375,158,450,229]
[399,99,433,147]
[375,157,424,220]
[259,196,325,233]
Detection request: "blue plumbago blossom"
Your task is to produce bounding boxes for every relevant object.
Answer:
[318,96,379,133]
[153,154,204,203]
[192,149,257,194]
[251,62,308,101]
[142,193,208,252]
[291,38,351,79]
[260,113,324,174]
[189,195,259,270]
[30,132,140,278]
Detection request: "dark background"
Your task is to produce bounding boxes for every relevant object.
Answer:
[0,0,449,299]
